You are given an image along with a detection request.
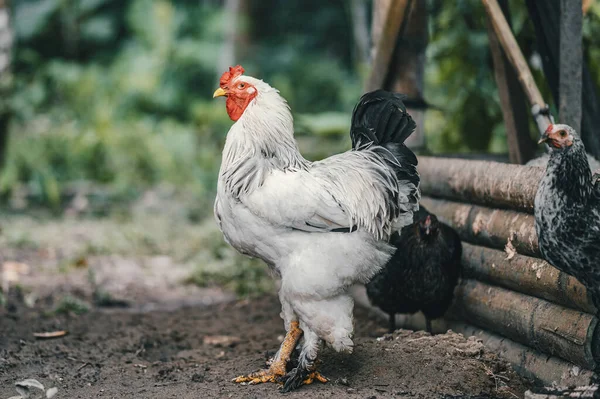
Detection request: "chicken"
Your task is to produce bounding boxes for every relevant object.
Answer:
[366,206,462,334]
[535,124,600,309]
[212,65,420,392]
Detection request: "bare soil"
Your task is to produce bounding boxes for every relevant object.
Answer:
[0,211,534,398]
[0,294,532,399]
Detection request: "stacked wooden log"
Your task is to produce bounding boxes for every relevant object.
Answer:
[353,156,598,386]
[422,156,600,384]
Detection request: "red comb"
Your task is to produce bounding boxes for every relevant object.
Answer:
[545,124,554,134]
[220,65,245,88]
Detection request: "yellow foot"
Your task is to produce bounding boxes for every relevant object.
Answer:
[233,369,283,385]
[303,371,328,385]
[233,321,303,386]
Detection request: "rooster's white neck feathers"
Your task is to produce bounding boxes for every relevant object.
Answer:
[220,76,308,198]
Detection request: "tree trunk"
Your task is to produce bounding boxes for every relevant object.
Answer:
[365,0,411,91]
[462,242,595,314]
[418,156,544,212]
[387,0,427,150]
[559,0,583,133]
[349,0,370,68]
[217,0,249,75]
[524,0,600,158]
[0,0,12,168]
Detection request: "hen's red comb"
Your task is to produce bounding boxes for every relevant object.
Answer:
[545,124,554,134]
[220,65,245,88]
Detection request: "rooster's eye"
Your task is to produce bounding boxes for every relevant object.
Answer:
[238,83,246,89]
[559,130,567,137]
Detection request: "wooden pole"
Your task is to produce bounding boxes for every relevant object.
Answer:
[365,0,412,91]
[387,0,427,150]
[482,0,553,135]
[418,156,544,213]
[462,243,596,314]
[421,197,539,257]
[217,0,248,76]
[454,280,599,370]
[559,0,583,133]
[485,1,535,164]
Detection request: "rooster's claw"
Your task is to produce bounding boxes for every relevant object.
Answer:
[232,369,284,385]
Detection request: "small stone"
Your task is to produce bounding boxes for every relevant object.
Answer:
[46,387,59,398]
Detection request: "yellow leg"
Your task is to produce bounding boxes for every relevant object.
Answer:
[233,321,303,385]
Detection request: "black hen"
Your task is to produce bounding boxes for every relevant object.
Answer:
[535,124,600,309]
[366,206,462,333]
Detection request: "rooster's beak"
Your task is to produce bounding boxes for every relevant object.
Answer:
[537,136,548,145]
[213,88,227,98]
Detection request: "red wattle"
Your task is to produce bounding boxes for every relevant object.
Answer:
[226,92,257,121]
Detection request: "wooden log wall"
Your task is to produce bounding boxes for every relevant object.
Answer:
[353,156,599,386]
[419,156,600,381]
[453,280,598,369]
[351,284,594,387]
[461,243,595,314]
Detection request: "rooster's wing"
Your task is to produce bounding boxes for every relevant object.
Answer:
[242,148,418,241]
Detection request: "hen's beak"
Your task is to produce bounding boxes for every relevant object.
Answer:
[213,87,227,98]
[538,124,553,144]
[423,216,432,235]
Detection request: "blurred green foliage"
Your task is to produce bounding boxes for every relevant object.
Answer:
[424,0,600,154]
[2,0,362,210]
[3,0,600,209]
[4,0,600,297]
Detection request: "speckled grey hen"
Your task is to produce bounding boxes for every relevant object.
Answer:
[366,206,462,334]
[534,124,600,309]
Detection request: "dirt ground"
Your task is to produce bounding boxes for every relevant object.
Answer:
[0,210,534,398]
[0,293,533,399]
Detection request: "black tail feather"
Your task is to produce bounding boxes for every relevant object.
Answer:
[350,89,417,150]
[350,90,420,232]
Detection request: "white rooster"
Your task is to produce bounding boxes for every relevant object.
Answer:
[212,65,420,392]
